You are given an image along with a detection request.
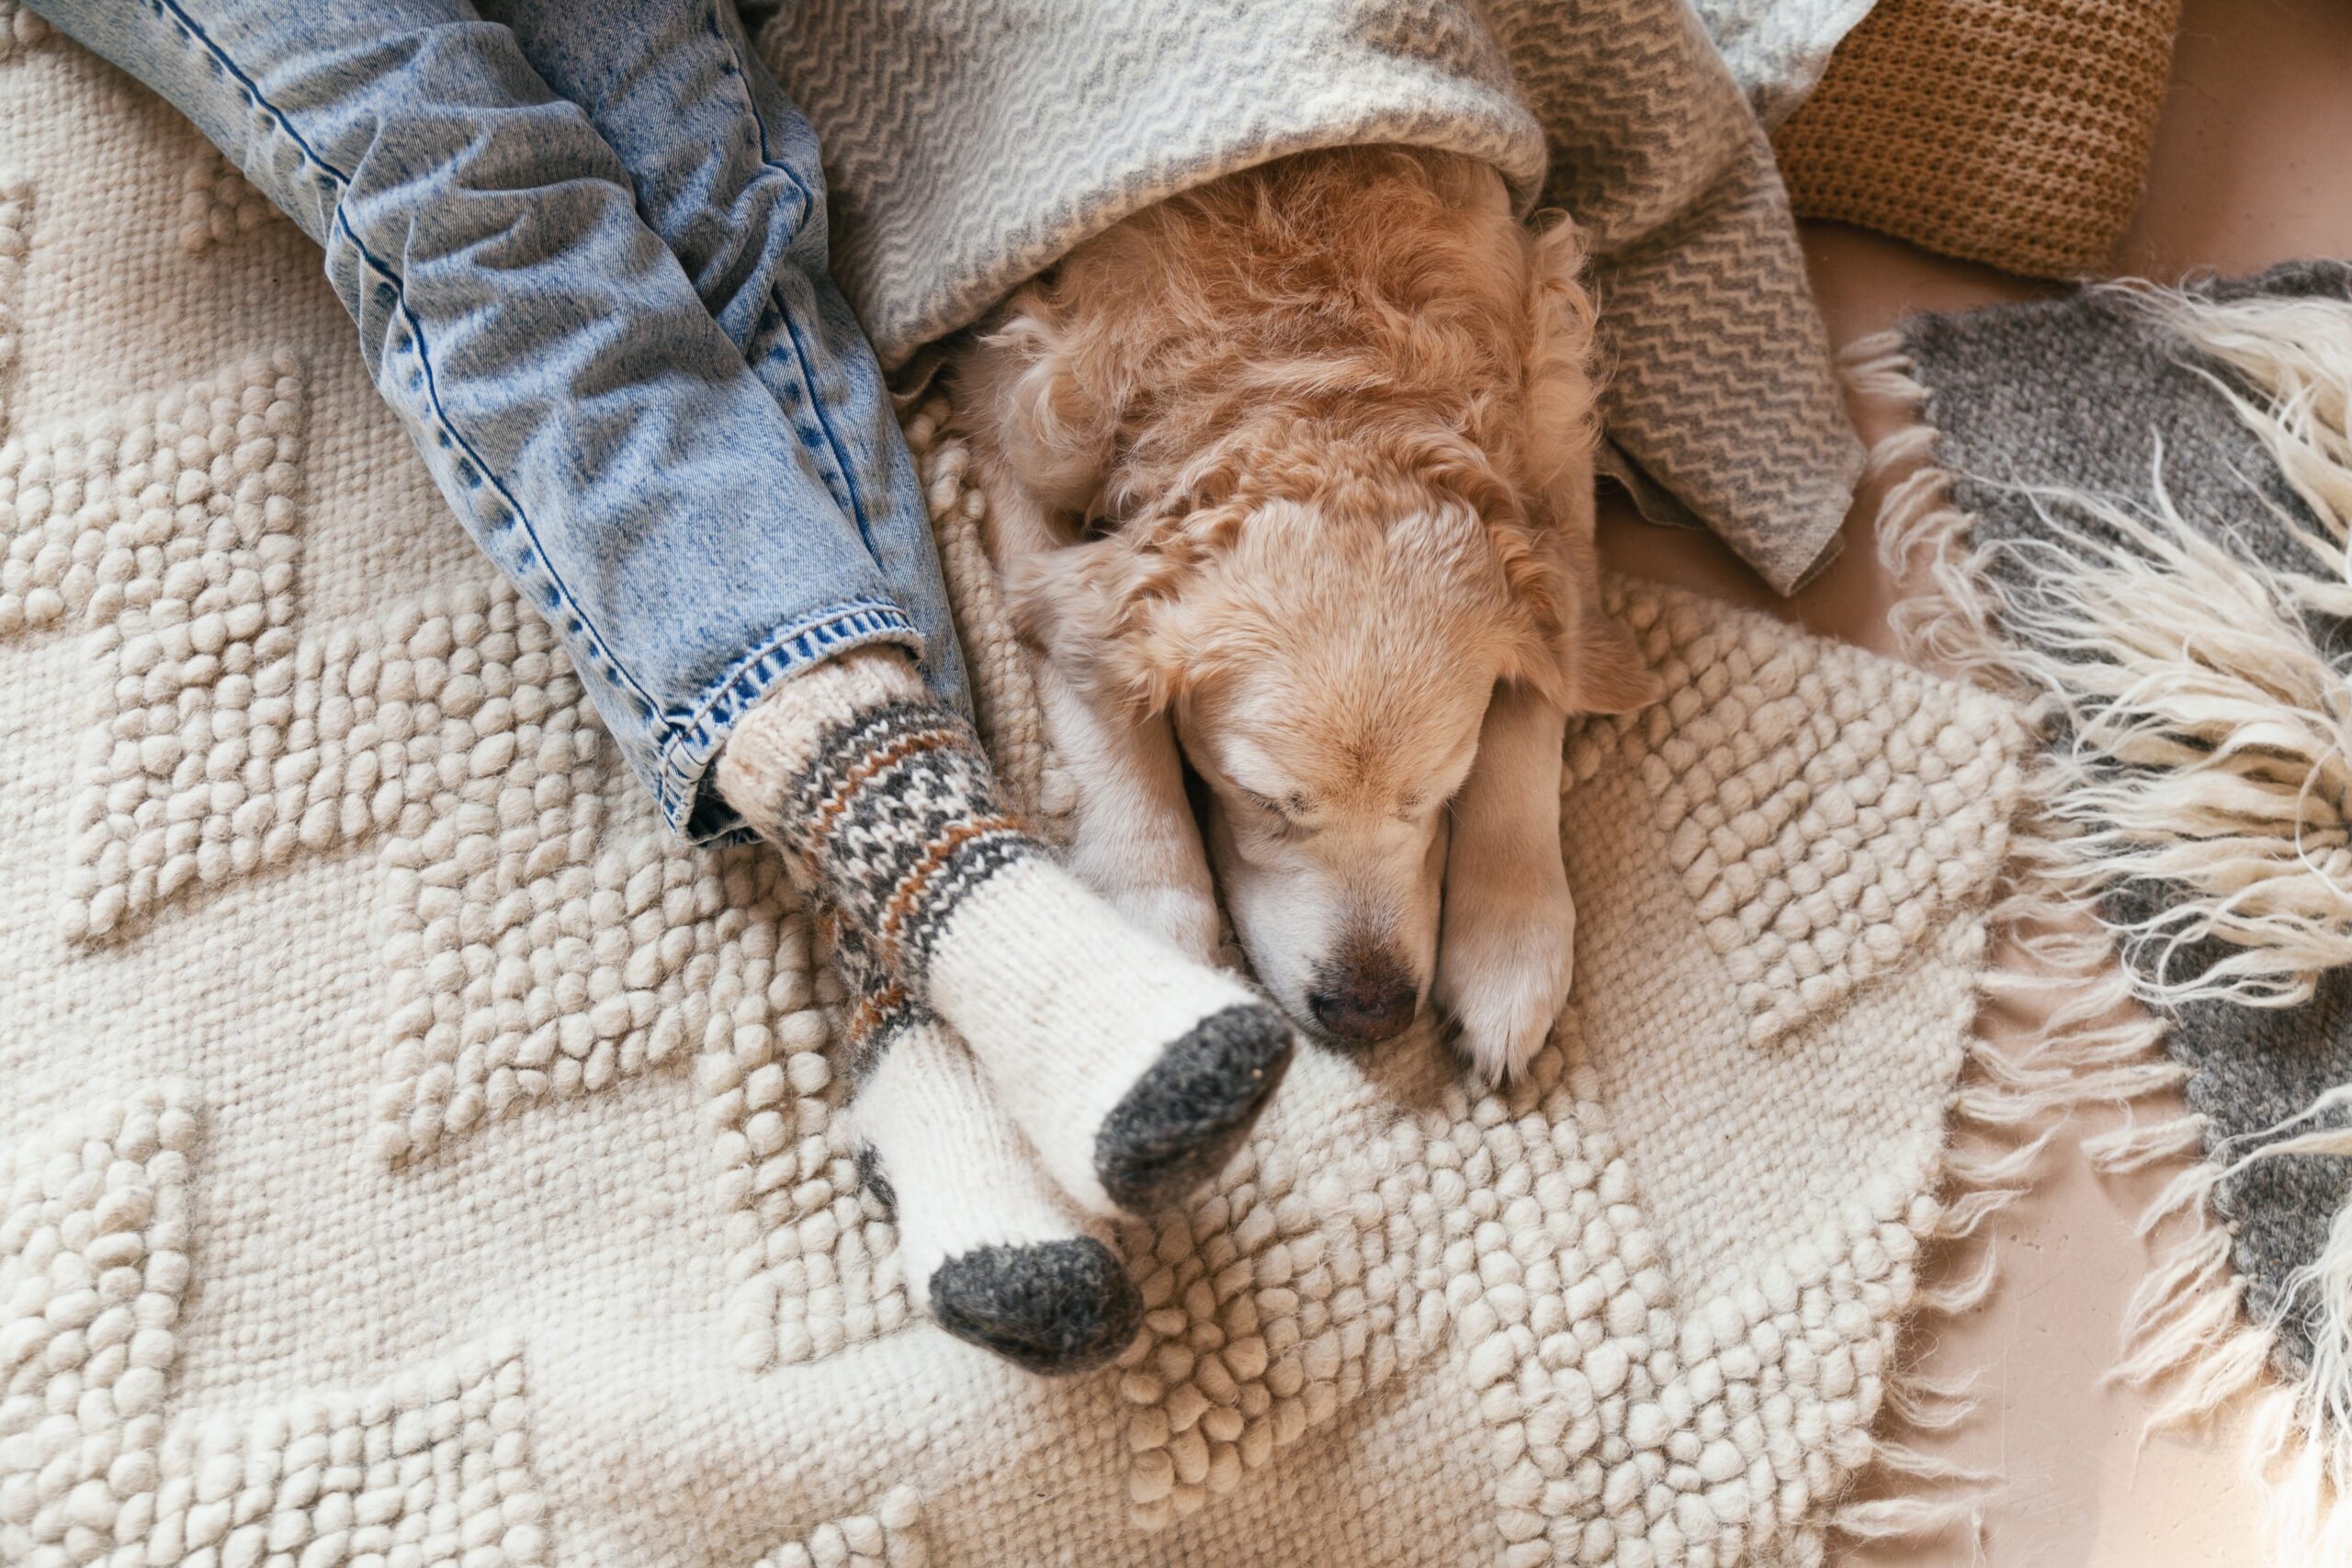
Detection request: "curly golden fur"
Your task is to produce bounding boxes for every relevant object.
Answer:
[946,146,1654,1078]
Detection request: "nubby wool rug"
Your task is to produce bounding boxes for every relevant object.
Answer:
[3,23,2026,1568]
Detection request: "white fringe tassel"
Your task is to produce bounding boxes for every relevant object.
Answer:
[1823,1115,2020,1553]
[1875,291,2352,1010]
[1844,287,2352,1566]
[1820,920,2065,1551]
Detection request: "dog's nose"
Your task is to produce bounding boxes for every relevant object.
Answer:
[1306,951,1418,1043]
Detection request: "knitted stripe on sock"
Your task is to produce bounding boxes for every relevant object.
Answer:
[717,649,933,843]
[718,650,1035,977]
[781,697,1034,972]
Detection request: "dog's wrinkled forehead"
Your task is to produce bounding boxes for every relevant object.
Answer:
[1205,720,1474,823]
[1183,633,1487,818]
[1213,495,1517,651]
[1161,498,1500,797]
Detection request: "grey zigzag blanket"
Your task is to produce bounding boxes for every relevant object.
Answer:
[1862,261,2352,1558]
[757,0,1864,596]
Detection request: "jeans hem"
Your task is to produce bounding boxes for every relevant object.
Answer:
[657,599,922,842]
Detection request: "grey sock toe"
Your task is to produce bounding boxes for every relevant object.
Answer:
[928,1238,1142,1374]
[1095,1002,1295,1215]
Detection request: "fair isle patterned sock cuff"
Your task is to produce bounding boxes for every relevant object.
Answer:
[777,697,1034,978]
[720,650,1043,988]
[718,650,1295,1219]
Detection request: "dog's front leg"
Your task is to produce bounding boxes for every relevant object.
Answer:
[964,436,1225,965]
[1033,657,1224,964]
[1434,682,1575,1085]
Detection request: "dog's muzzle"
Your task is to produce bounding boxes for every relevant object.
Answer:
[1306,941,1418,1044]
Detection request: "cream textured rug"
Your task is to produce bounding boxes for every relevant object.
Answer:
[3,25,2028,1568]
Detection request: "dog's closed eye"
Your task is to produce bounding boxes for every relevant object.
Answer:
[1239,788,1317,840]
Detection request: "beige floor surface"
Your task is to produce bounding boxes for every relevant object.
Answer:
[1595,2,2352,1562]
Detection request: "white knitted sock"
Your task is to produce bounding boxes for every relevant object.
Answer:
[912,858,1290,1215]
[718,649,1295,1218]
[852,1001,1138,1373]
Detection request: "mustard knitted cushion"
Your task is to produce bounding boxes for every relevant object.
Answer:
[1772,0,2182,278]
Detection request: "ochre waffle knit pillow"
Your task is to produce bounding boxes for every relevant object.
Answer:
[1772,0,2181,278]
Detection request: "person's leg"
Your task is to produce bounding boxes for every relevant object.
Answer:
[830,921,1139,1373]
[30,0,1293,1222]
[477,0,1300,1219]
[474,0,968,720]
[24,0,912,841]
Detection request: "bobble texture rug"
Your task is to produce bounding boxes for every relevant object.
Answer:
[1856,260,2352,1558]
[2,24,2027,1567]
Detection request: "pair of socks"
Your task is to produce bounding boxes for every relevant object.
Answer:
[717,649,1294,1372]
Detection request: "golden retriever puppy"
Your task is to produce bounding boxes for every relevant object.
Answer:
[944,147,1657,1083]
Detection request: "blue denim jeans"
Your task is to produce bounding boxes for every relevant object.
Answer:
[27,0,968,841]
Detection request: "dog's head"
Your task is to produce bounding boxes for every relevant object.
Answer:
[992,149,1657,1041]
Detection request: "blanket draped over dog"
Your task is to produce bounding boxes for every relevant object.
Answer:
[0,24,2030,1565]
[759,0,1866,597]
[1690,0,1883,129]
[1857,262,2352,1562]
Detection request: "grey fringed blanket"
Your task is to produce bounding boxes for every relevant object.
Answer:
[1864,261,2352,1558]
[755,0,1865,595]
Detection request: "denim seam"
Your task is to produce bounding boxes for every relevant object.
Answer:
[673,593,907,737]
[653,596,920,831]
[704,0,872,537]
[702,3,815,209]
[146,0,670,736]
[765,297,872,536]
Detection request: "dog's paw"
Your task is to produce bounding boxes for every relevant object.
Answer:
[1109,880,1226,966]
[1434,884,1576,1087]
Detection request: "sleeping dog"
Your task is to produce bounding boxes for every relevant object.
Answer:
[944,146,1657,1084]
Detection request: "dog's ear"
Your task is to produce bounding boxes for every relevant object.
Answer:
[1005,533,1198,716]
[1518,213,1603,508]
[1502,213,1660,717]
[1479,499,1578,716]
[1493,567,1659,716]
[1490,592,1648,717]
[981,286,1119,513]
[1497,504,1661,716]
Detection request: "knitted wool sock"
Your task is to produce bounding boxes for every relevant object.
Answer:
[718,649,1294,1216]
[840,949,1140,1374]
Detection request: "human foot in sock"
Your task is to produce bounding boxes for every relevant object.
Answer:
[718,649,1294,1217]
[835,927,1140,1372]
